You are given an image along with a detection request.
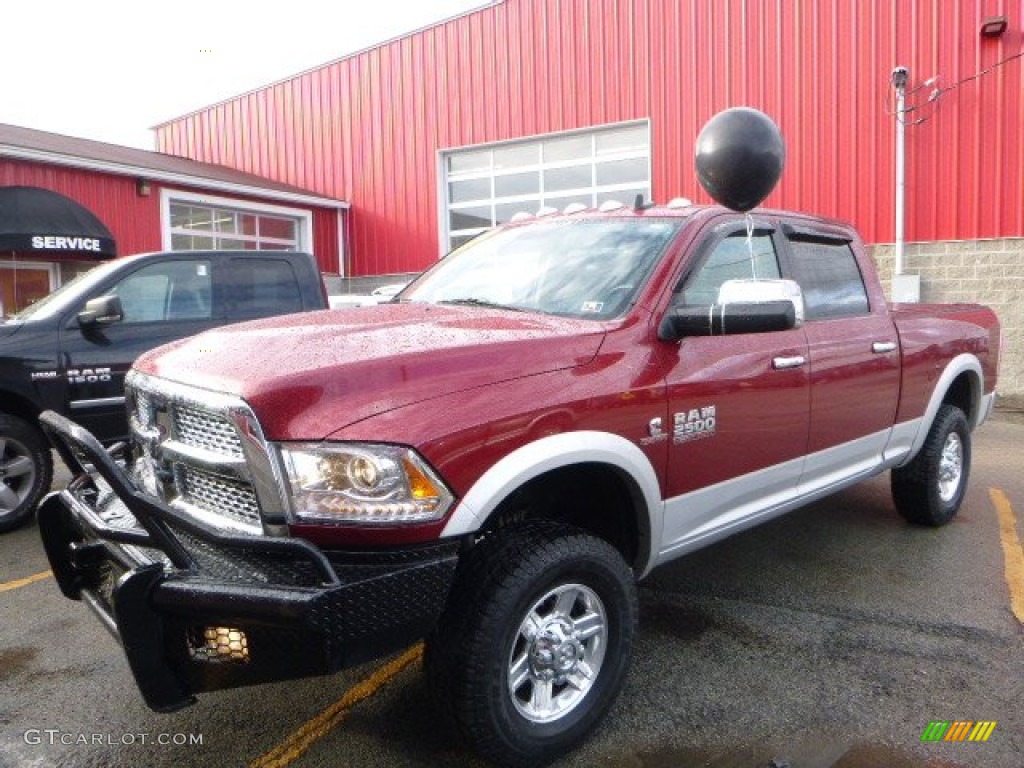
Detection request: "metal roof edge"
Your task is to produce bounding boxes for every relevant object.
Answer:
[0,144,350,210]
[150,1,506,129]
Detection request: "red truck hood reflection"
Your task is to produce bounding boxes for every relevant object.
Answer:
[135,303,606,440]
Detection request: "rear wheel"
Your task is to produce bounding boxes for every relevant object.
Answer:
[425,521,638,767]
[0,414,52,533]
[891,404,970,526]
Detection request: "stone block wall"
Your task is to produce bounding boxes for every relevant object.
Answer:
[869,239,1023,395]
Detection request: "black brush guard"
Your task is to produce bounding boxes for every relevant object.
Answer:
[36,410,459,713]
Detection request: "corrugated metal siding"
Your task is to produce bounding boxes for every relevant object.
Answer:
[156,0,1024,276]
[1,160,341,268]
[0,159,161,256]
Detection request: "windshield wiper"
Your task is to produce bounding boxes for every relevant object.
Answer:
[439,298,526,312]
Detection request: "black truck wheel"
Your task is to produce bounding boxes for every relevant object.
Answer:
[425,521,638,767]
[891,404,971,526]
[0,414,53,533]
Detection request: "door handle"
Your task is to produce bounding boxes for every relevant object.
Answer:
[772,355,807,370]
[872,342,897,354]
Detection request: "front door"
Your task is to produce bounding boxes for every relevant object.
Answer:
[59,257,219,442]
[659,218,811,558]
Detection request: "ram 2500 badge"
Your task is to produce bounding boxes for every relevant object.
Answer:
[37,112,1000,766]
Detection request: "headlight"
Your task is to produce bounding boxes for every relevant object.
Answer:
[276,443,454,525]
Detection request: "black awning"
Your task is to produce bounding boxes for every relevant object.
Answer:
[0,186,116,256]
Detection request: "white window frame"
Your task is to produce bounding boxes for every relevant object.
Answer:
[0,260,57,315]
[160,189,314,253]
[437,120,652,256]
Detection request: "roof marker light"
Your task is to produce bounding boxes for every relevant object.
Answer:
[598,200,625,212]
[509,211,533,222]
[536,206,559,217]
[667,197,693,209]
[562,203,588,214]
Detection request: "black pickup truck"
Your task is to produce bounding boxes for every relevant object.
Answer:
[0,249,327,531]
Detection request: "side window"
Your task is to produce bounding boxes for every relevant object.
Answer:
[681,233,780,305]
[786,239,868,319]
[109,260,212,323]
[223,258,303,320]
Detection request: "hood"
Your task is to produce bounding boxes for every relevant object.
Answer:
[0,320,22,340]
[135,303,605,440]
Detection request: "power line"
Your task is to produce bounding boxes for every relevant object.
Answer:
[887,49,1024,127]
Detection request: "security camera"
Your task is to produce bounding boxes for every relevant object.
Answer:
[891,66,909,90]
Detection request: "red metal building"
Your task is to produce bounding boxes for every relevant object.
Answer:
[154,0,1023,278]
[1,124,347,314]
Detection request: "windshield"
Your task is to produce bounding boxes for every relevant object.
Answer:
[8,258,134,322]
[402,218,684,319]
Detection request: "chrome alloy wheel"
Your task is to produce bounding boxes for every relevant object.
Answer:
[937,432,964,503]
[0,435,37,517]
[507,582,608,724]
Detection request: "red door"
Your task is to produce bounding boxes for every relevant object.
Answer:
[659,218,810,556]
[0,264,53,316]
[778,231,900,487]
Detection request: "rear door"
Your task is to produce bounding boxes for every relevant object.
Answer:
[59,257,221,441]
[777,222,900,489]
[218,255,306,322]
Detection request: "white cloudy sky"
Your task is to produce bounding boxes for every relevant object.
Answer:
[1,0,488,149]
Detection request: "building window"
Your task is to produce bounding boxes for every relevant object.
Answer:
[168,203,300,251]
[161,190,313,254]
[442,121,651,252]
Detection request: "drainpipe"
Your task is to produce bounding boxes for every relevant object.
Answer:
[892,66,907,277]
[890,66,920,302]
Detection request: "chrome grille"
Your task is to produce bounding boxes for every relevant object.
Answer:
[175,464,262,528]
[127,371,283,536]
[172,406,244,458]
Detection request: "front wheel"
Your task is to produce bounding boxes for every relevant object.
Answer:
[425,521,638,767]
[891,404,971,526]
[0,413,53,533]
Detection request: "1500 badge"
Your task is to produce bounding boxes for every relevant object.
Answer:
[67,367,112,383]
[32,367,113,383]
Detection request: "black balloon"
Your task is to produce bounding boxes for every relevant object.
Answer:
[695,108,785,212]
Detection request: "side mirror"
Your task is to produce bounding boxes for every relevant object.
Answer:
[660,300,797,340]
[77,295,124,327]
[716,278,805,325]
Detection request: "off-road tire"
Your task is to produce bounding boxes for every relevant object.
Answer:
[425,521,638,767]
[891,404,971,526]
[0,413,53,533]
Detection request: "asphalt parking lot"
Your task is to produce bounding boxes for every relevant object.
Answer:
[1,412,1021,768]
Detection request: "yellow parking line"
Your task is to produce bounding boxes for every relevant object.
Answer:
[0,570,52,593]
[989,488,1024,624]
[249,643,424,768]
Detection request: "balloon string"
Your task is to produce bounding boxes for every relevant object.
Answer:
[745,213,758,280]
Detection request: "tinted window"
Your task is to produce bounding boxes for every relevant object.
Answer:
[223,258,303,319]
[682,233,780,305]
[786,239,868,319]
[109,260,212,322]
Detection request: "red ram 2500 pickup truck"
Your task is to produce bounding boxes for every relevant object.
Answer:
[39,203,999,766]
